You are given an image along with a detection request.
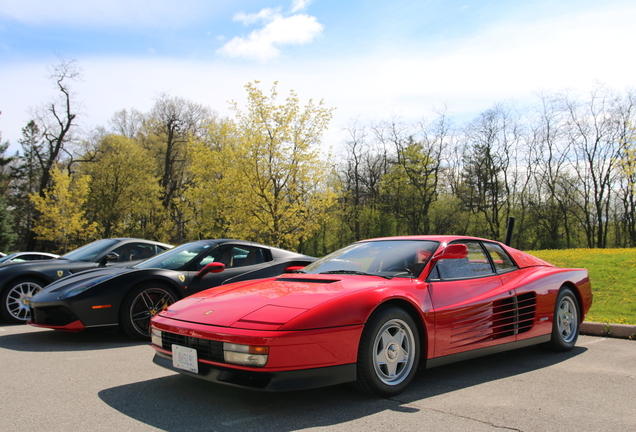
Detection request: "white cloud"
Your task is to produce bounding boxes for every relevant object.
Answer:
[2,2,634,153]
[233,8,280,25]
[290,0,312,13]
[218,12,323,61]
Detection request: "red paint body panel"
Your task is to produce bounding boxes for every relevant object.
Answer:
[27,319,85,332]
[151,235,593,392]
[152,315,363,370]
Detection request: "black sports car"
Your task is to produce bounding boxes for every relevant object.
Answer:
[0,238,172,323]
[28,239,315,339]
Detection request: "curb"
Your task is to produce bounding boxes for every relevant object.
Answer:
[581,321,636,340]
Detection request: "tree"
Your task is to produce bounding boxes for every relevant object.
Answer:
[140,95,212,244]
[190,82,335,249]
[377,114,450,235]
[15,58,83,250]
[336,120,391,242]
[458,104,520,241]
[0,120,17,251]
[380,138,437,234]
[562,87,624,248]
[30,168,98,253]
[0,120,16,251]
[79,135,162,239]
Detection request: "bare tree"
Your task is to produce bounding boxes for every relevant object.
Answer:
[13,58,82,250]
[141,94,211,243]
[459,103,520,240]
[562,86,623,248]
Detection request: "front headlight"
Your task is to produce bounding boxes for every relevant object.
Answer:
[223,343,269,367]
[58,275,115,299]
[151,328,162,346]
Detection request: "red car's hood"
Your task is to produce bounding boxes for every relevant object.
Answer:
[159,274,392,330]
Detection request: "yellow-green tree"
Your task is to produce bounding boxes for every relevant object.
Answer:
[30,167,98,253]
[189,82,336,249]
[185,118,238,240]
[79,135,164,240]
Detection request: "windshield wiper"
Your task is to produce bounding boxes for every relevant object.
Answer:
[319,270,391,279]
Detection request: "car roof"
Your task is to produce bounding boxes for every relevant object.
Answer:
[360,235,497,244]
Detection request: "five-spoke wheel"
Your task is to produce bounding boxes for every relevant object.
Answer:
[120,284,177,340]
[355,306,420,397]
[547,287,580,351]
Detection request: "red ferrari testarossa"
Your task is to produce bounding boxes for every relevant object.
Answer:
[150,235,592,397]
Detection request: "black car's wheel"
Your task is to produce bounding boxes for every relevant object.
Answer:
[1,279,44,323]
[354,306,420,397]
[120,283,177,340]
[547,287,580,351]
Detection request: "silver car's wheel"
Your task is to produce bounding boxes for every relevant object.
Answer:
[1,279,44,323]
[372,318,416,386]
[120,284,177,340]
[557,294,578,343]
[355,306,420,397]
[547,287,580,351]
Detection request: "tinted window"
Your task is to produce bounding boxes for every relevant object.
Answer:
[111,242,160,262]
[483,242,517,273]
[198,245,267,269]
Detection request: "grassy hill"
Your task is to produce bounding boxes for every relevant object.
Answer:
[528,248,636,325]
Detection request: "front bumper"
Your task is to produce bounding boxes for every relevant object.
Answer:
[153,350,356,391]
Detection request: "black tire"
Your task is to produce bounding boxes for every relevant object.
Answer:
[120,283,177,341]
[0,279,44,323]
[546,287,580,351]
[354,306,420,397]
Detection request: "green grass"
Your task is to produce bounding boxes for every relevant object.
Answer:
[528,248,636,325]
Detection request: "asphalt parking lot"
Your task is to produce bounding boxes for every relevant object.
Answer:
[1,322,634,432]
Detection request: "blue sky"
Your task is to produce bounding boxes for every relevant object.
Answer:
[1,0,635,151]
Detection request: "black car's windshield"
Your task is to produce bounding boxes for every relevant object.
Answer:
[136,242,215,270]
[61,239,120,262]
[303,240,439,278]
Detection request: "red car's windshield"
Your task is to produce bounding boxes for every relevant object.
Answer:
[303,240,439,278]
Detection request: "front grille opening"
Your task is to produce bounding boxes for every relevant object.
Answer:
[30,306,78,326]
[161,332,224,363]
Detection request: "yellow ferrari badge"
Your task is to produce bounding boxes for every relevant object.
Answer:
[57,271,63,278]
[178,275,185,282]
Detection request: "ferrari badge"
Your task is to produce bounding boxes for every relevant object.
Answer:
[57,271,63,278]
[178,275,185,282]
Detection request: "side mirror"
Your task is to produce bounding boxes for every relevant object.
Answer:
[431,244,468,261]
[194,262,225,278]
[284,265,305,273]
[99,252,120,266]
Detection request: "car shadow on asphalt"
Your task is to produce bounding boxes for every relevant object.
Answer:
[0,324,143,352]
[98,345,587,432]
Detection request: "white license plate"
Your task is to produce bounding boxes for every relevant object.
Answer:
[172,344,198,374]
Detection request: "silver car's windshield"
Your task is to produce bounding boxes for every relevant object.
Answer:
[303,240,438,278]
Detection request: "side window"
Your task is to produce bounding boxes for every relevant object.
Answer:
[111,243,158,262]
[483,242,517,273]
[435,241,495,280]
[232,246,266,268]
[195,245,266,269]
[111,244,134,262]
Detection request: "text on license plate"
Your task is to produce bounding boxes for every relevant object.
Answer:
[172,344,198,374]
